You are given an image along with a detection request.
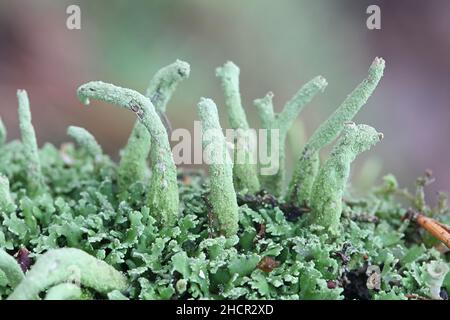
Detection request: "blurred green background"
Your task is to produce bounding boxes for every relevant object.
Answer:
[1,0,450,200]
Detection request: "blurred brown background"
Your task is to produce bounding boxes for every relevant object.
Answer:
[1,0,449,201]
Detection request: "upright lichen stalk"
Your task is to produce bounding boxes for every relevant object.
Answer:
[17,90,45,196]
[286,57,385,206]
[310,123,383,234]
[67,126,103,159]
[0,117,6,147]
[197,98,239,236]
[253,76,327,196]
[77,81,179,226]
[216,62,260,193]
[118,60,190,193]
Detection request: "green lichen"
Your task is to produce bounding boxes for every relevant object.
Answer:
[287,57,385,206]
[0,249,24,289]
[254,76,327,196]
[8,248,127,300]
[0,175,14,213]
[197,98,239,236]
[216,61,260,193]
[67,126,103,159]
[118,60,190,194]
[310,123,383,234]
[77,81,179,226]
[0,117,6,147]
[423,260,449,299]
[44,282,82,300]
[17,89,45,196]
[0,57,448,301]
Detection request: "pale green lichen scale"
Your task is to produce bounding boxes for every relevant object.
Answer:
[197,98,239,237]
[310,123,383,234]
[287,57,385,206]
[8,248,127,300]
[118,60,190,193]
[17,90,45,195]
[216,61,260,193]
[77,81,179,226]
[67,126,103,158]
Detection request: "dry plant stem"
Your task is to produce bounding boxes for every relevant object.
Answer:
[118,60,190,193]
[287,57,385,206]
[197,98,239,237]
[412,212,450,248]
[216,61,260,193]
[77,81,179,226]
[8,248,127,300]
[17,90,45,196]
[254,75,327,196]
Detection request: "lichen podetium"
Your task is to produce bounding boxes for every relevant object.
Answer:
[77,81,179,226]
[197,97,239,236]
[253,75,327,196]
[216,61,260,193]
[286,57,385,207]
[8,248,127,300]
[118,60,190,194]
[17,90,45,196]
[310,123,383,234]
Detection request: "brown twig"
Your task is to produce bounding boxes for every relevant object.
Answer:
[405,210,450,248]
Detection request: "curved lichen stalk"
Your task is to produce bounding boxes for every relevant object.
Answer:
[8,248,127,300]
[253,76,327,196]
[197,98,239,237]
[0,117,6,147]
[118,60,190,194]
[77,81,179,226]
[216,61,260,193]
[0,174,15,213]
[44,283,82,300]
[0,249,25,289]
[17,90,45,196]
[67,126,103,159]
[310,123,383,234]
[286,57,385,206]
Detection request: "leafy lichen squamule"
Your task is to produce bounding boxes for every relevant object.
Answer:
[17,89,45,196]
[67,126,103,159]
[254,76,327,196]
[8,248,127,300]
[216,61,260,193]
[77,81,179,226]
[197,98,239,236]
[0,249,25,289]
[118,60,190,194]
[287,57,385,206]
[310,123,383,234]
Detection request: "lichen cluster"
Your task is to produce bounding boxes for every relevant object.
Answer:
[0,59,448,300]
